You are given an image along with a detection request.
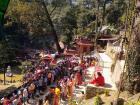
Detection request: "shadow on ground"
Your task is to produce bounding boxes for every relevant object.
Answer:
[104,83,112,88]
[0,85,18,99]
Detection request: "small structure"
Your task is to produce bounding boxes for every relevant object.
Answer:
[6,66,13,77]
[63,37,93,57]
[75,38,93,56]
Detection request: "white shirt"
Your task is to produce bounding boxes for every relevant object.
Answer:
[23,88,28,97]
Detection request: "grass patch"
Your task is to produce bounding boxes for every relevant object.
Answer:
[0,74,23,81]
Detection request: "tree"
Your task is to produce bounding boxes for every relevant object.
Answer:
[41,1,63,53]
[60,7,77,45]
[0,0,10,38]
[0,0,10,22]
[123,0,140,94]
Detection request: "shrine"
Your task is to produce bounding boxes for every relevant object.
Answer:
[75,37,93,56]
[64,37,93,56]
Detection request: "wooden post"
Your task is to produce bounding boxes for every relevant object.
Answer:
[4,68,6,85]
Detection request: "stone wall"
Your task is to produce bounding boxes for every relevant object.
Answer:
[85,84,112,99]
[111,60,125,86]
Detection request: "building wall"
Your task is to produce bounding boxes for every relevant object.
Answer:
[111,60,125,85]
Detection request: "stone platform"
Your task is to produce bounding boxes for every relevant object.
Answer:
[85,53,117,99]
[85,84,114,99]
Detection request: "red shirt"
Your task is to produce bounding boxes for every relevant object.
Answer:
[90,76,105,86]
[95,76,105,86]
[3,99,11,105]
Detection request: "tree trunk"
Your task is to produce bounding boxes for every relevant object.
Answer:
[102,0,107,26]
[123,0,140,94]
[124,26,140,94]
[4,68,6,85]
[94,0,100,48]
[41,1,62,53]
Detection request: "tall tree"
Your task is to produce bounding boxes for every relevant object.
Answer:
[123,0,140,94]
[0,0,10,22]
[0,0,10,38]
[41,1,62,53]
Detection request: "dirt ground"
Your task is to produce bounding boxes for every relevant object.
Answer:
[0,82,22,91]
[81,91,140,105]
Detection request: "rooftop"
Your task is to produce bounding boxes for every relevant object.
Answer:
[75,38,93,46]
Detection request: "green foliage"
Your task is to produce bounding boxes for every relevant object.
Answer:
[6,0,54,49]
[93,95,102,105]
[0,0,10,21]
[125,101,140,105]
[104,89,110,96]
[0,0,131,58]
[18,60,32,73]
[106,0,126,26]
[0,40,16,67]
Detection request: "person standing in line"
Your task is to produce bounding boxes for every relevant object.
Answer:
[43,96,49,105]
[53,87,61,105]
[3,96,11,105]
[75,70,82,86]
[22,87,28,104]
[67,78,73,99]
[28,83,35,99]
[45,86,55,105]
[38,78,43,94]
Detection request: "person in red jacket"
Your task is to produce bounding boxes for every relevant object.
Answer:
[3,96,11,105]
[90,72,105,86]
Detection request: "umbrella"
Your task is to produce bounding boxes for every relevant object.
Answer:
[73,66,82,71]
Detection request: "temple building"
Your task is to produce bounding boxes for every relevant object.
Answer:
[64,37,93,56]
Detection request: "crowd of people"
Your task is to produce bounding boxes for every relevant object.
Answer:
[1,53,105,105]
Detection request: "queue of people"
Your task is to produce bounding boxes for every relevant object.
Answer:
[1,54,105,105]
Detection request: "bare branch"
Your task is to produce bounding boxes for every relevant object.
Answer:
[49,6,57,16]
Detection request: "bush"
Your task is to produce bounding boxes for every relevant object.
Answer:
[18,60,32,74]
[93,95,102,105]
[125,101,140,105]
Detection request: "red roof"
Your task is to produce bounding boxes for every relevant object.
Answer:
[76,39,93,46]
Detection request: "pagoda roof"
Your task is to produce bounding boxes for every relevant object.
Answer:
[76,38,93,46]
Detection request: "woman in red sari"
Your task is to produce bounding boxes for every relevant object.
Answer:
[90,72,105,86]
